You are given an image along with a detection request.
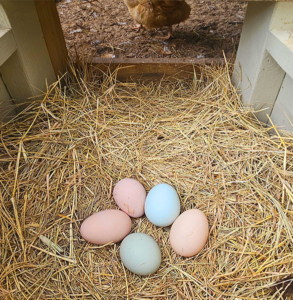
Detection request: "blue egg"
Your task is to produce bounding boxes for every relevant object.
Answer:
[145,183,180,227]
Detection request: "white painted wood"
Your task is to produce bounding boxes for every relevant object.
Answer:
[0,51,35,103]
[0,28,17,66]
[0,0,68,121]
[247,52,285,123]
[270,2,293,31]
[233,1,293,129]
[0,3,35,103]
[0,0,57,98]
[232,2,285,123]
[232,2,276,106]
[0,76,16,121]
[0,3,16,120]
[266,30,293,80]
[270,74,293,132]
[0,3,10,29]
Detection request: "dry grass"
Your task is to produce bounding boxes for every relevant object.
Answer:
[1,63,293,299]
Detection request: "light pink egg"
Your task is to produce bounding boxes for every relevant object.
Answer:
[170,209,209,257]
[113,178,146,218]
[80,210,131,245]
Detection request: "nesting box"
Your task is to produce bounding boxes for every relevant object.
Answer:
[1,1,293,298]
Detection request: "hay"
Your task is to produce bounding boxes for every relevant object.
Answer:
[1,63,293,299]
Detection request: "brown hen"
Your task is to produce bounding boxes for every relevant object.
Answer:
[124,0,191,39]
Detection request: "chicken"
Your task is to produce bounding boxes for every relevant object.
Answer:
[123,0,191,39]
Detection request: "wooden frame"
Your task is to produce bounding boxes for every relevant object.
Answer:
[34,0,68,78]
[92,58,224,82]
[0,0,67,120]
[232,1,293,132]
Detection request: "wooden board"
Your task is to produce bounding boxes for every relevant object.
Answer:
[92,57,224,82]
[270,74,293,133]
[0,2,10,27]
[0,75,16,121]
[0,0,57,97]
[0,52,35,103]
[35,0,68,77]
[0,28,17,66]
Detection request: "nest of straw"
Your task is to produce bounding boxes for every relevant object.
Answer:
[1,63,293,299]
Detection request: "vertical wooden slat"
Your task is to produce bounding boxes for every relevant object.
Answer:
[0,28,17,66]
[34,0,68,77]
[0,0,57,97]
[0,75,16,121]
[1,52,36,103]
[270,74,293,132]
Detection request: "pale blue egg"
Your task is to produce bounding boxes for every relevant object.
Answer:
[145,183,180,227]
[120,233,161,275]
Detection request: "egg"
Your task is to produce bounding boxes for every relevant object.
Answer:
[113,178,146,218]
[145,183,180,227]
[169,209,209,257]
[80,210,131,245]
[120,233,161,275]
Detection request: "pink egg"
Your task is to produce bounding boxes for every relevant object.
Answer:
[169,209,209,257]
[113,178,146,218]
[80,210,131,245]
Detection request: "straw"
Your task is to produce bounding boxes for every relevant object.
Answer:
[0,62,293,299]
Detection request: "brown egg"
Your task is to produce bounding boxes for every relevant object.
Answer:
[169,209,209,257]
[113,178,146,218]
[80,210,131,245]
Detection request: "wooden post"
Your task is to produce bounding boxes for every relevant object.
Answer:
[232,1,293,132]
[0,0,67,118]
[34,0,68,77]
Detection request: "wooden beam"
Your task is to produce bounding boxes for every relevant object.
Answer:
[266,31,293,80]
[270,74,293,133]
[34,0,68,77]
[91,58,224,82]
[0,28,17,66]
[0,52,36,104]
[0,0,57,96]
[0,76,16,121]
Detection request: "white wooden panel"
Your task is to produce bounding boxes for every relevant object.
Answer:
[270,2,293,31]
[0,0,56,96]
[0,3,10,29]
[232,1,293,126]
[246,51,285,123]
[0,28,17,66]
[0,76,16,121]
[0,51,34,102]
[270,74,293,132]
[266,31,293,80]
[232,2,276,105]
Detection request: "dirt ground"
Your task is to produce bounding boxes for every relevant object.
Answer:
[57,0,247,60]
